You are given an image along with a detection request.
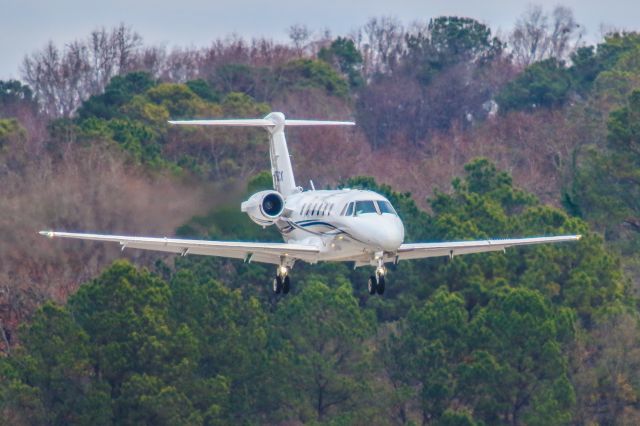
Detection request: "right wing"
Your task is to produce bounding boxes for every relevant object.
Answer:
[39,231,319,265]
[396,235,581,261]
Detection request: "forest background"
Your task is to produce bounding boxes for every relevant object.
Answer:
[2,5,640,424]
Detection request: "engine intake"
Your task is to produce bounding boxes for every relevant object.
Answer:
[241,190,285,226]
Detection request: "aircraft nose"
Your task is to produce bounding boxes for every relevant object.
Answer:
[373,216,404,251]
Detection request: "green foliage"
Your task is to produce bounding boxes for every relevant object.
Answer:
[571,32,640,95]
[0,80,33,105]
[466,287,575,424]
[246,170,273,193]
[391,288,470,420]
[185,79,220,103]
[405,16,503,84]
[437,409,479,426]
[280,59,350,98]
[501,32,640,114]
[0,149,630,425]
[0,261,278,424]
[386,286,576,424]
[115,374,202,426]
[1,302,112,425]
[358,16,504,146]
[68,261,173,390]
[220,91,269,117]
[318,37,364,88]
[210,58,353,102]
[424,158,623,326]
[608,90,640,151]
[496,59,572,113]
[0,118,25,149]
[272,278,375,420]
[571,90,640,262]
[212,63,259,96]
[77,72,156,121]
[145,83,213,118]
[72,71,272,174]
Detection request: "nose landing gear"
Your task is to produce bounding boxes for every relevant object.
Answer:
[368,259,386,296]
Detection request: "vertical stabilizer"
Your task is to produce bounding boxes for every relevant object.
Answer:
[265,112,296,196]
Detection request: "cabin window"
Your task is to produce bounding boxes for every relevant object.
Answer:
[305,204,312,216]
[300,204,306,215]
[328,204,334,216]
[377,200,398,216]
[354,200,377,215]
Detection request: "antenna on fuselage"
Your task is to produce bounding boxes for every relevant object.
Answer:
[169,112,354,197]
[309,180,316,191]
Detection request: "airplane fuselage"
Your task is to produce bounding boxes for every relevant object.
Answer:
[273,189,405,265]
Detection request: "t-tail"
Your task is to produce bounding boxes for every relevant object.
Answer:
[169,112,354,196]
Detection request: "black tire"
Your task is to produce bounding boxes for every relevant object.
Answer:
[368,275,377,295]
[376,275,385,295]
[273,276,283,294]
[282,275,291,294]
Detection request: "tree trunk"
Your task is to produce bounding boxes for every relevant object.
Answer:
[317,385,324,420]
[624,217,640,233]
[0,318,11,355]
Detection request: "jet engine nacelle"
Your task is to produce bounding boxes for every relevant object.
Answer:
[241,190,285,226]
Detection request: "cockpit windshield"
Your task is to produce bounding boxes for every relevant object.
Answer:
[377,200,398,216]
[342,200,399,216]
[354,200,377,215]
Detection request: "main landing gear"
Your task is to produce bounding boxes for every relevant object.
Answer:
[272,265,291,295]
[367,260,386,296]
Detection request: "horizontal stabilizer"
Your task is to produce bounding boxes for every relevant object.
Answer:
[284,119,355,126]
[168,119,275,126]
[169,115,355,128]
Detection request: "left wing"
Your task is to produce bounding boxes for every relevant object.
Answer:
[396,235,581,261]
[39,231,319,265]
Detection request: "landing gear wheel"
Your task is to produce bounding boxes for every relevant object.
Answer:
[273,275,283,294]
[368,275,377,295]
[282,275,291,294]
[376,275,385,295]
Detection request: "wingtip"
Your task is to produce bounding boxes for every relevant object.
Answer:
[39,230,55,238]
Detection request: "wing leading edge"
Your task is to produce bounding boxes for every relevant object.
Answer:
[39,231,580,265]
[396,235,581,261]
[39,231,320,265]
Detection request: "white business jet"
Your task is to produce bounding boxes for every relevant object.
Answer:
[40,112,580,296]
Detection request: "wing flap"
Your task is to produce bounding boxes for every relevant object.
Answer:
[397,235,581,261]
